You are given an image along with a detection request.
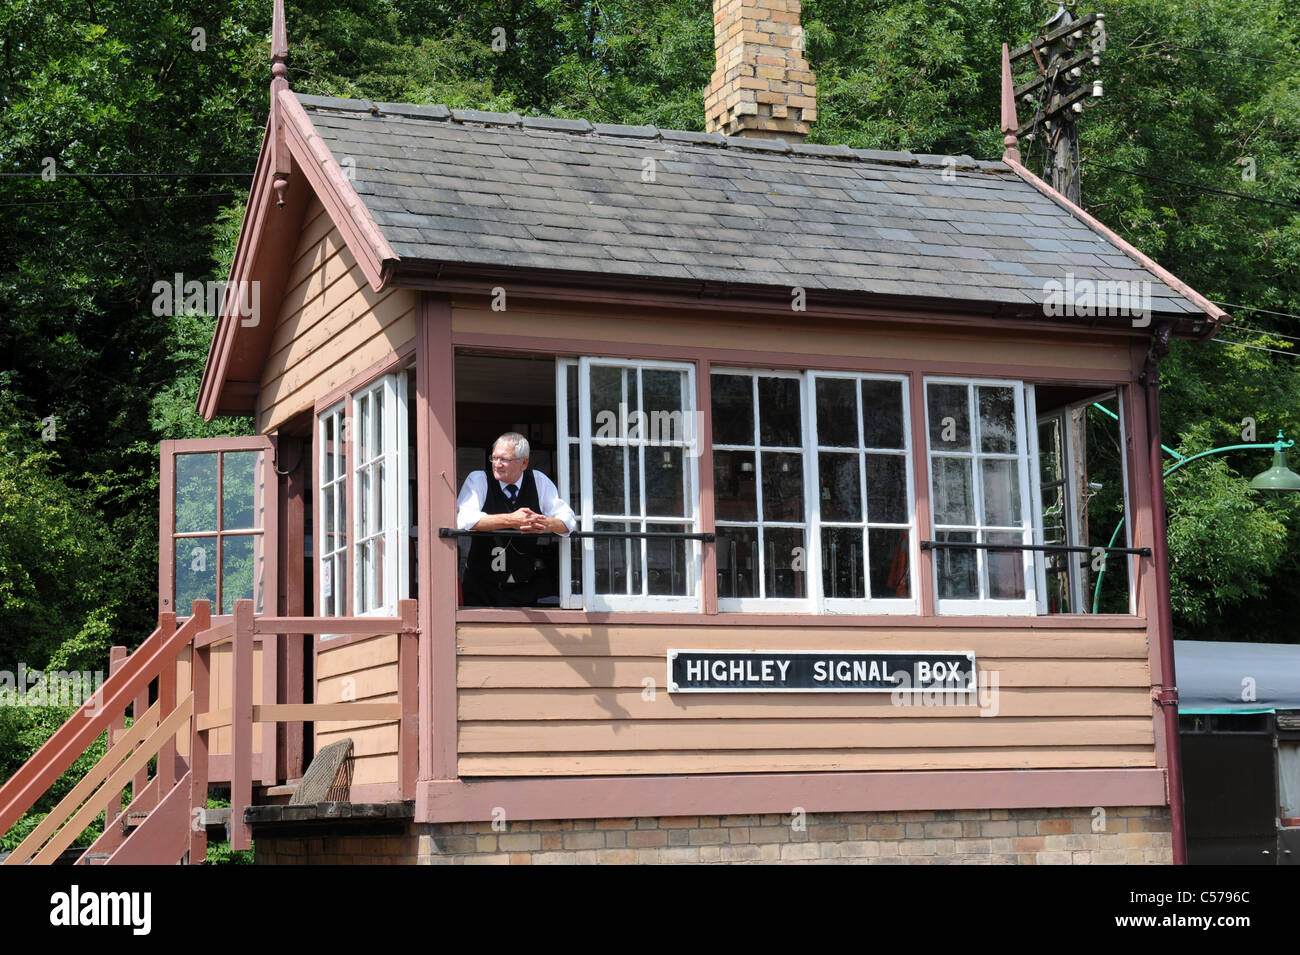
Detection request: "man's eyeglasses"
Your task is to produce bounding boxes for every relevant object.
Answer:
[489,455,517,464]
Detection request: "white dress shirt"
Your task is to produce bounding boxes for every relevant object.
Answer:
[455,470,577,533]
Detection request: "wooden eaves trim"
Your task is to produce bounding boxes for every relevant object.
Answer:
[197,92,400,422]
[1002,155,1227,336]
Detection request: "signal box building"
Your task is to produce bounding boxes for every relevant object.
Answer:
[0,0,1225,865]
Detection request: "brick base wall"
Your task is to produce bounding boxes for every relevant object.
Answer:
[255,805,1171,864]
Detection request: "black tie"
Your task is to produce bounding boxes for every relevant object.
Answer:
[505,484,517,507]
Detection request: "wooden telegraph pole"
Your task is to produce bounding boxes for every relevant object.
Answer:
[1008,3,1107,204]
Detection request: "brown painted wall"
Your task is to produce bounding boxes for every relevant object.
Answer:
[455,622,1153,776]
[257,197,416,433]
[316,634,400,787]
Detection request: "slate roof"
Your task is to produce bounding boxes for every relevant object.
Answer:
[298,93,1204,317]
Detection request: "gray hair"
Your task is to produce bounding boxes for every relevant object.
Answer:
[494,432,530,461]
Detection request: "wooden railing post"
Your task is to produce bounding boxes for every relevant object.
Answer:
[157,611,178,795]
[261,631,278,787]
[106,646,127,831]
[231,599,254,851]
[397,599,419,800]
[188,601,211,864]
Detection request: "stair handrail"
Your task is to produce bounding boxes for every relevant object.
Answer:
[0,601,211,838]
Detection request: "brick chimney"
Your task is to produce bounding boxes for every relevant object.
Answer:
[704,0,817,140]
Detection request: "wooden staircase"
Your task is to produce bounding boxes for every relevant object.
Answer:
[0,598,417,865]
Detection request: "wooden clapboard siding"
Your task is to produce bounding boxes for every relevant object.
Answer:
[315,634,400,787]
[458,748,1158,777]
[450,300,1132,376]
[459,687,1152,721]
[456,623,1155,777]
[257,196,416,433]
[201,642,267,757]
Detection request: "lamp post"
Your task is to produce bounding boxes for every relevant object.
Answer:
[1092,429,1300,612]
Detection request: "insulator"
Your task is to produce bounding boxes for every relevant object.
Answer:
[1069,66,1082,78]
[1072,101,1083,113]
[1093,80,1103,97]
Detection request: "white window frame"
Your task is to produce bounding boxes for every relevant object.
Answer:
[318,402,350,619]
[924,376,1037,615]
[1030,391,1136,616]
[809,371,918,614]
[349,373,410,618]
[711,368,815,613]
[557,357,702,612]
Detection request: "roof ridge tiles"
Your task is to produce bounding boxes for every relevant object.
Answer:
[294,91,1008,173]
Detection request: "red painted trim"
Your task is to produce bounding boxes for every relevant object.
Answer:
[279,434,307,783]
[1142,365,1187,865]
[278,89,396,289]
[190,642,211,863]
[1003,156,1226,326]
[106,647,127,832]
[231,600,255,851]
[108,771,192,865]
[0,607,207,836]
[157,613,177,794]
[398,599,420,799]
[398,265,1205,334]
[415,768,1168,824]
[262,629,278,787]
[312,339,416,415]
[198,127,274,421]
[159,442,175,616]
[454,608,1146,629]
[450,332,1135,385]
[418,294,460,781]
[201,753,267,784]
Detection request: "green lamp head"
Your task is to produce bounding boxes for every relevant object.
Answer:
[1249,431,1300,492]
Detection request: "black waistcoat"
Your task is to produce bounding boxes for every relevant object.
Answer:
[465,469,542,587]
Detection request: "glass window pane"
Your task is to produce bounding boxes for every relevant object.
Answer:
[868,528,910,599]
[821,527,864,599]
[591,366,631,434]
[865,454,907,524]
[1041,485,1067,544]
[978,386,1017,454]
[221,534,261,615]
[762,452,804,522]
[932,457,974,526]
[986,532,1026,599]
[716,526,758,599]
[819,452,861,522]
[713,450,757,522]
[1039,418,1063,484]
[359,467,371,536]
[593,444,637,515]
[764,526,806,599]
[645,447,686,517]
[710,374,754,446]
[758,377,801,447]
[175,453,218,533]
[646,523,688,595]
[373,386,385,457]
[175,537,217,612]
[567,364,579,432]
[927,383,970,451]
[815,378,857,447]
[323,416,336,482]
[358,392,370,461]
[861,380,905,449]
[643,370,683,425]
[220,450,258,530]
[981,459,1022,527]
[936,530,977,599]
[594,520,640,595]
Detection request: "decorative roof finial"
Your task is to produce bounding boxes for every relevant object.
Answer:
[1000,43,1021,163]
[272,0,288,92]
[271,0,290,207]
